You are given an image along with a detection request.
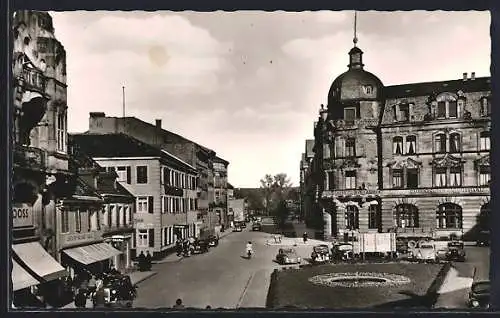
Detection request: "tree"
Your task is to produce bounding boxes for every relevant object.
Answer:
[260,174,274,215]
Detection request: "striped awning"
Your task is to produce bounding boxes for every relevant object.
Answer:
[11,259,39,291]
[63,243,122,265]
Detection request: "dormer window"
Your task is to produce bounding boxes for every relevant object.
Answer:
[364,85,373,94]
[480,97,491,117]
[435,93,459,119]
[393,103,410,122]
[344,107,356,125]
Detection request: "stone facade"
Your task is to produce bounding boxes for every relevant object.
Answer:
[305,43,491,242]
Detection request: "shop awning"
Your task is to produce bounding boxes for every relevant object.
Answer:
[12,242,67,283]
[63,243,122,265]
[11,259,39,291]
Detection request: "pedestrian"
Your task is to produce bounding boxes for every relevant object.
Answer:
[145,251,152,271]
[92,286,106,309]
[176,239,183,257]
[303,231,308,243]
[74,288,87,308]
[88,275,97,294]
[173,298,184,309]
[137,251,146,272]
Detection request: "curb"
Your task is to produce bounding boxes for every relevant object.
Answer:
[132,271,158,285]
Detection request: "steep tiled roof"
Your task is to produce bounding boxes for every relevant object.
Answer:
[73,177,101,199]
[385,77,491,99]
[96,174,134,198]
[70,133,197,173]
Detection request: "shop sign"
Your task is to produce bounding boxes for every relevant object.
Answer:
[61,232,98,246]
[12,204,34,228]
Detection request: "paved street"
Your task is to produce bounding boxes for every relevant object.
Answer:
[133,228,287,309]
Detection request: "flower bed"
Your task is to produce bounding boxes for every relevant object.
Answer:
[268,263,443,309]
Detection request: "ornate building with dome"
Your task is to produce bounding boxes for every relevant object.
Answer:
[300,39,491,242]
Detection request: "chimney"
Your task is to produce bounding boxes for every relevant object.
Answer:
[463,72,468,81]
[89,112,106,133]
[471,72,476,80]
[155,119,162,129]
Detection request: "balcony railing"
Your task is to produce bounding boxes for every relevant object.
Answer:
[21,66,47,95]
[14,145,45,171]
[100,223,134,234]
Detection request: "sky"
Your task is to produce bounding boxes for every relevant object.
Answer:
[49,10,490,188]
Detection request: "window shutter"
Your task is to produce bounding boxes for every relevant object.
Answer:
[148,196,154,214]
[148,229,155,247]
[126,166,131,184]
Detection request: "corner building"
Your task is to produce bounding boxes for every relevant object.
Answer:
[313,43,491,242]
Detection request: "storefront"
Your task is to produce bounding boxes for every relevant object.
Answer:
[61,242,122,277]
[174,224,189,240]
[104,234,132,272]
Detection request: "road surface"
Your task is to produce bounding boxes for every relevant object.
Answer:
[133,228,289,309]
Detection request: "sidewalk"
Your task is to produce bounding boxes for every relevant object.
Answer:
[59,271,157,309]
[433,264,475,309]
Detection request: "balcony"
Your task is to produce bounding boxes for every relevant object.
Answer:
[14,145,45,171]
[101,223,134,236]
[21,65,47,95]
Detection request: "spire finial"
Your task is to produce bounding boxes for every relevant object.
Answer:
[353,11,358,46]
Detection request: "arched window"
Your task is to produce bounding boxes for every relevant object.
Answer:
[393,136,403,155]
[395,204,419,228]
[345,205,359,230]
[436,203,462,229]
[449,133,461,153]
[406,135,416,155]
[434,133,446,153]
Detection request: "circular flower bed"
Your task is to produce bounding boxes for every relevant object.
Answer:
[308,272,411,288]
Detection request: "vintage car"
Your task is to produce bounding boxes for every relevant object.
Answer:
[252,222,262,231]
[192,239,209,254]
[276,248,301,265]
[102,274,137,308]
[207,235,219,247]
[468,280,490,309]
[331,243,354,261]
[241,222,247,228]
[310,244,331,264]
[445,241,466,262]
[233,226,242,232]
[477,230,490,247]
[409,242,437,262]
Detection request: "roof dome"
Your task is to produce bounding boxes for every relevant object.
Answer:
[327,46,384,106]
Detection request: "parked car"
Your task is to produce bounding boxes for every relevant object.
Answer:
[192,239,209,254]
[445,241,466,262]
[410,242,437,262]
[252,222,262,231]
[241,222,247,228]
[311,244,331,264]
[207,235,219,247]
[477,230,490,247]
[276,248,301,265]
[233,226,242,232]
[331,243,354,261]
[468,280,490,309]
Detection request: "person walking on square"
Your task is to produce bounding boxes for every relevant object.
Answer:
[303,231,308,243]
[145,251,152,271]
[137,251,146,272]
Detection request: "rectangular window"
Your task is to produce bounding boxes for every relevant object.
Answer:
[61,210,69,233]
[435,167,447,187]
[109,205,116,227]
[56,111,66,152]
[437,102,446,118]
[136,166,148,184]
[344,107,356,124]
[480,132,490,151]
[368,205,379,230]
[345,170,356,189]
[124,206,129,225]
[392,169,403,188]
[116,205,122,227]
[102,206,108,227]
[328,171,335,190]
[406,136,416,155]
[406,169,419,189]
[116,166,128,182]
[450,167,462,187]
[137,197,149,213]
[88,210,92,232]
[435,134,446,153]
[137,229,148,247]
[479,167,491,186]
[96,209,101,230]
[163,168,171,185]
[448,101,458,118]
[393,137,403,155]
[345,138,356,157]
[148,229,155,247]
[75,210,81,232]
[399,104,410,122]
